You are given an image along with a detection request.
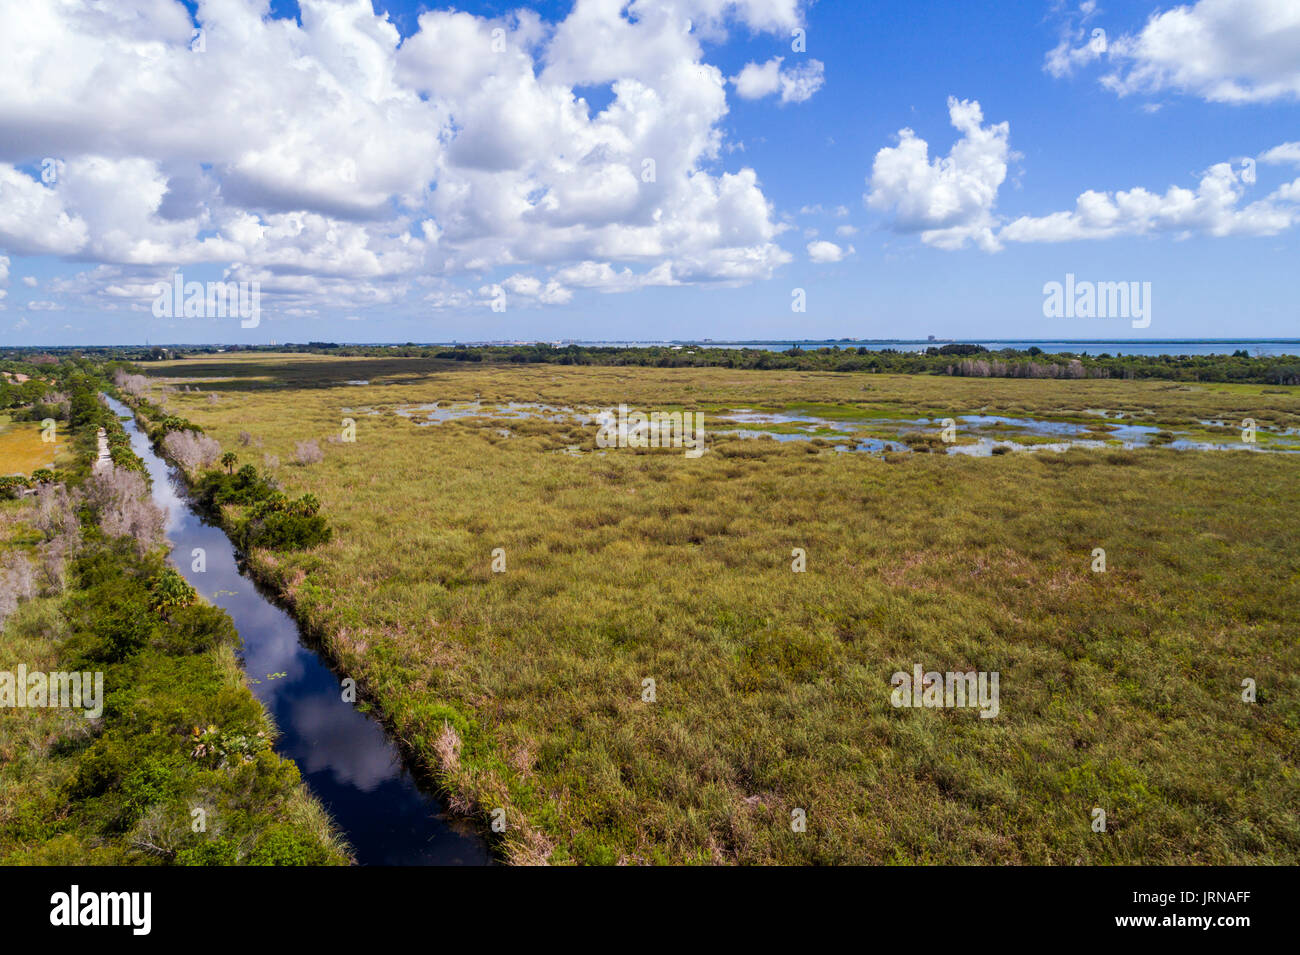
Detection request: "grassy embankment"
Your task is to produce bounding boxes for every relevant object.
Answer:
[0,387,348,865]
[140,354,1299,864]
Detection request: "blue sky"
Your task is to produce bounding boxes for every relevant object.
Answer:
[0,0,1297,345]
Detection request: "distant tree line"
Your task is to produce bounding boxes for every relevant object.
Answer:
[244,341,1300,384]
[4,342,1298,385]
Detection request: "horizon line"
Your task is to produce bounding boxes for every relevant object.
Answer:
[5,337,1300,350]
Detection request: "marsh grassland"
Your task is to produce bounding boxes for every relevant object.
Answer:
[0,414,67,476]
[146,354,1299,864]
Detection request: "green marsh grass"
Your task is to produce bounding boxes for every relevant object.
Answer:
[145,355,1300,864]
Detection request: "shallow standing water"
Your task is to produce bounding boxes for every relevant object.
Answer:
[104,396,491,866]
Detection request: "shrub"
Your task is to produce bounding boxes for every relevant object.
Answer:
[239,511,331,551]
[0,554,36,627]
[0,475,31,499]
[292,440,323,466]
[34,483,78,594]
[154,602,240,655]
[146,567,197,616]
[37,391,71,420]
[35,481,76,539]
[84,466,166,556]
[194,463,276,509]
[249,825,334,866]
[245,492,320,520]
[175,839,240,866]
[162,429,221,472]
[120,758,181,829]
[155,415,203,437]
[234,491,329,549]
[76,582,157,663]
[113,371,152,399]
[109,445,146,473]
[189,724,271,770]
[38,531,76,596]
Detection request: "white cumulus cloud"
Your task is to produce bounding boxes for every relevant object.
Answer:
[1261,142,1300,166]
[865,96,1014,252]
[732,56,825,104]
[0,0,810,317]
[1000,159,1300,243]
[806,239,851,262]
[1060,0,1300,104]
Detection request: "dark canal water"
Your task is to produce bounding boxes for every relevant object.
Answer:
[104,395,490,865]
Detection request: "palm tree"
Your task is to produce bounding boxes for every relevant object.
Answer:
[220,451,238,474]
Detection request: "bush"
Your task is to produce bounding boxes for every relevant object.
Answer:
[8,524,347,867]
[84,466,165,556]
[154,603,240,655]
[239,510,331,551]
[120,758,181,829]
[109,445,146,473]
[67,579,157,663]
[154,415,202,437]
[292,440,323,466]
[34,481,77,539]
[162,429,221,471]
[249,825,335,866]
[0,475,31,499]
[194,463,276,509]
[113,371,152,399]
[0,554,36,627]
[146,567,197,615]
[175,839,240,866]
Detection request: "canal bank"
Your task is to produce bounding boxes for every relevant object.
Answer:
[104,394,491,866]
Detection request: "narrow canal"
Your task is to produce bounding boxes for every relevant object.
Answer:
[104,395,490,865]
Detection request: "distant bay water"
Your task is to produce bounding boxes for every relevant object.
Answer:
[564,339,1300,358]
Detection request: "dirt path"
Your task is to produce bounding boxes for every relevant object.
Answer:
[94,427,111,472]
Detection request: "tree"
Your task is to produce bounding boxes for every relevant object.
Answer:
[220,451,238,474]
[69,389,102,428]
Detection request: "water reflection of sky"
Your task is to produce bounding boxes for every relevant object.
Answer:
[105,396,491,866]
